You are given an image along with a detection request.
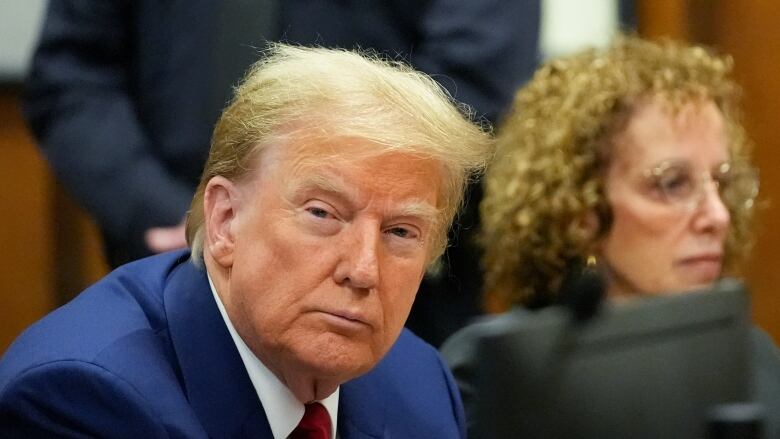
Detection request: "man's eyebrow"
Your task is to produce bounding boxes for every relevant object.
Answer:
[284,171,441,224]
[394,201,441,226]
[285,173,351,200]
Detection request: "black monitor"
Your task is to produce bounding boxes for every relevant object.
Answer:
[474,279,752,439]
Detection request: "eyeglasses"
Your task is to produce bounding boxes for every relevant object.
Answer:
[642,161,759,212]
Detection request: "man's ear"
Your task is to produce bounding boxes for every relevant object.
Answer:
[203,176,242,268]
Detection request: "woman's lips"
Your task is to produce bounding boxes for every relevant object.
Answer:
[677,254,723,281]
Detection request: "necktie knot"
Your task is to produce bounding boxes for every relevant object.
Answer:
[290,402,332,439]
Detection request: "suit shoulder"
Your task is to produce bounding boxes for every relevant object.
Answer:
[0,358,202,437]
[393,328,439,355]
[382,329,453,376]
[345,329,465,437]
[0,251,192,389]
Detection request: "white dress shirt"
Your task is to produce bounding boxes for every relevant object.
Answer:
[208,274,339,439]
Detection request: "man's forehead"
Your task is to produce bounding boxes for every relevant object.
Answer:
[247,133,442,196]
[263,135,435,176]
[288,165,439,210]
[287,155,440,218]
[283,136,391,166]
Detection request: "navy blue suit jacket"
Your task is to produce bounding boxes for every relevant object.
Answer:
[0,251,466,438]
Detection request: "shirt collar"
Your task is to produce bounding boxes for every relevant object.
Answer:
[207,273,340,439]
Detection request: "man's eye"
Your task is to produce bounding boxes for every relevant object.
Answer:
[306,207,330,218]
[387,227,415,239]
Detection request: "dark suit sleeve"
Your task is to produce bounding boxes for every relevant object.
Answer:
[750,327,780,438]
[411,0,540,123]
[0,360,169,438]
[436,353,468,438]
[440,326,482,437]
[23,0,192,245]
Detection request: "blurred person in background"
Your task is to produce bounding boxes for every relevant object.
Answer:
[441,35,780,437]
[23,0,540,347]
[0,44,493,438]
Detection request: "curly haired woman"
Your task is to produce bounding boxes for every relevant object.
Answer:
[442,35,780,437]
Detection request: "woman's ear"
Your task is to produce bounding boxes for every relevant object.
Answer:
[203,176,242,268]
[581,209,601,241]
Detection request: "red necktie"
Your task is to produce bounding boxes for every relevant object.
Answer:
[290,402,332,439]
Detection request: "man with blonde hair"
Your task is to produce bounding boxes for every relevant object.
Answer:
[0,44,492,438]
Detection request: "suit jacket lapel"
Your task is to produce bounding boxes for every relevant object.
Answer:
[165,260,273,438]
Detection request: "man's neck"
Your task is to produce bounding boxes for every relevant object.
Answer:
[205,266,340,438]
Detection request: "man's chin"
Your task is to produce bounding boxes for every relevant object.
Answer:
[296,342,378,381]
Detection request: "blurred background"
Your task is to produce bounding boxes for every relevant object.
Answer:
[2,0,780,354]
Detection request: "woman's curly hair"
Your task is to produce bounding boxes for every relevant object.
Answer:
[480,35,756,307]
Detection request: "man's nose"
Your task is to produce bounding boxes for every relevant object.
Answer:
[334,224,380,290]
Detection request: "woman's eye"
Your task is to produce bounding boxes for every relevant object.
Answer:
[713,173,732,191]
[658,172,693,197]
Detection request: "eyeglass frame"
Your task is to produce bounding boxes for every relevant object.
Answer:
[640,160,760,213]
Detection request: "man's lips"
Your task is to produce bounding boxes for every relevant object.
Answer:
[314,309,373,331]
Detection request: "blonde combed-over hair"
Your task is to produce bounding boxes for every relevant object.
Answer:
[481,35,756,307]
[186,43,493,267]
